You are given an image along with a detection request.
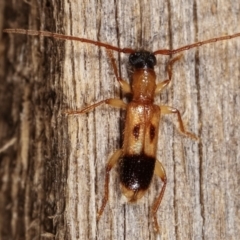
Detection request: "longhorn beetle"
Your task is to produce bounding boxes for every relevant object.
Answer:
[3,28,240,232]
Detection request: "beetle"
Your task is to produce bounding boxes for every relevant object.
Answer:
[3,28,240,232]
[63,49,198,232]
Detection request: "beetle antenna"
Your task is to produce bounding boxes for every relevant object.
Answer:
[3,28,135,54]
[153,32,240,55]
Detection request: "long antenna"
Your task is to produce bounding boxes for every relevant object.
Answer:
[153,33,240,55]
[3,28,135,54]
[4,28,240,55]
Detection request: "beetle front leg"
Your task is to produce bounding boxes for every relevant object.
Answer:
[155,55,183,95]
[106,49,132,94]
[152,160,167,233]
[97,149,123,221]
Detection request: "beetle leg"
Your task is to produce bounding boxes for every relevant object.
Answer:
[160,105,198,140]
[97,149,123,221]
[155,79,171,94]
[64,98,127,115]
[155,55,183,95]
[152,160,167,233]
[106,49,132,94]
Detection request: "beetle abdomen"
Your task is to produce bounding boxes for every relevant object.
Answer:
[119,154,155,198]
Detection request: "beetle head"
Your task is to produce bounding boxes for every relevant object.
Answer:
[129,51,156,69]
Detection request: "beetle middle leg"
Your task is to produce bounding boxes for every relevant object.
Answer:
[64,98,127,115]
[160,105,198,140]
[64,50,131,115]
[97,149,123,221]
[152,160,167,233]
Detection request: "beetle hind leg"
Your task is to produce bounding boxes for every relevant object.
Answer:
[97,149,122,221]
[152,160,167,233]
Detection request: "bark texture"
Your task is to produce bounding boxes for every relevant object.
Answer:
[1,0,240,239]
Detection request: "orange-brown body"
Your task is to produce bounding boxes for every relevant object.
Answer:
[120,68,161,201]
[123,102,160,158]
[120,102,160,201]
[123,69,160,156]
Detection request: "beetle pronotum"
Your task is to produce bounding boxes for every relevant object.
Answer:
[3,28,240,232]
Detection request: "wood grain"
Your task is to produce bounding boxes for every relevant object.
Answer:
[1,0,240,239]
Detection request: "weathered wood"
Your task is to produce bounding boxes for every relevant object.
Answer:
[1,0,240,239]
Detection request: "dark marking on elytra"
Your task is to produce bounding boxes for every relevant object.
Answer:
[133,124,140,140]
[150,124,155,141]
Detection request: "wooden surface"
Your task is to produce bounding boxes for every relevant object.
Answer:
[1,0,240,239]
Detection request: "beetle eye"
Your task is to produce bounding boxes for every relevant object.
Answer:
[129,52,143,67]
[147,55,156,67]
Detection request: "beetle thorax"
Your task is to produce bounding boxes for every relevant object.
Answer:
[131,69,156,103]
